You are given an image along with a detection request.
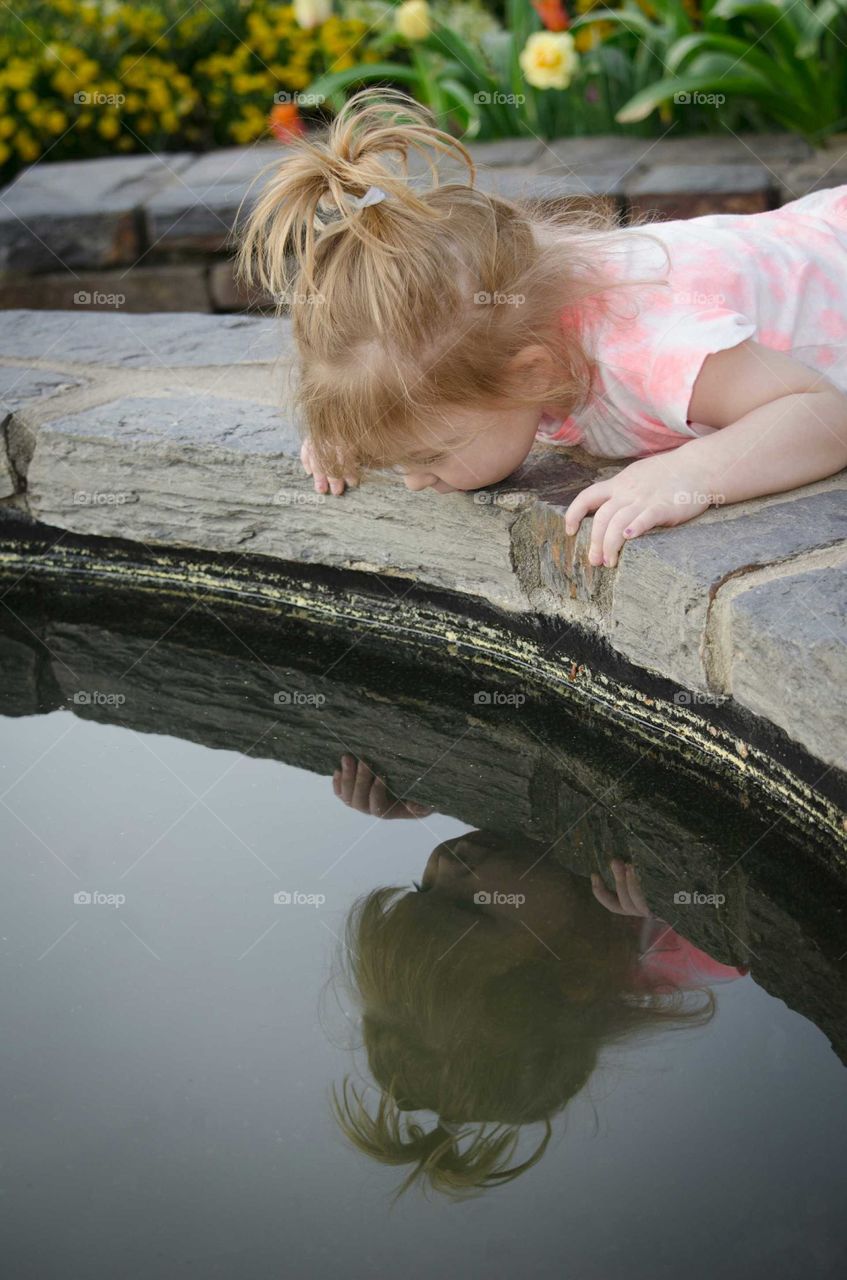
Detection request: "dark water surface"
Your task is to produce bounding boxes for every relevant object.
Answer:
[1,576,846,1280]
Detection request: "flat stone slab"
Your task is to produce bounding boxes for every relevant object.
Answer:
[1,366,84,498]
[145,143,289,253]
[0,309,282,368]
[1,308,845,779]
[725,560,847,768]
[0,153,194,272]
[610,492,847,693]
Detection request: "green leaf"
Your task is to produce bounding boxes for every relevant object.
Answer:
[615,70,775,123]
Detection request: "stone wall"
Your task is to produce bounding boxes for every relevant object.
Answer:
[0,131,841,312]
[1,308,845,791]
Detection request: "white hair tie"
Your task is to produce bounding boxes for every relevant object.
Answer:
[344,185,389,209]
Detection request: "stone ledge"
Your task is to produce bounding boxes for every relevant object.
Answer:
[0,131,834,295]
[1,308,845,781]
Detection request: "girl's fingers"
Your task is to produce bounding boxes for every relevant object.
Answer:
[340,753,355,802]
[590,871,623,914]
[625,863,651,916]
[351,759,374,811]
[622,505,669,542]
[564,483,610,536]
[587,497,624,566]
[313,472,329,495]
[610,858,633,912]
[329,477,345,496]
[369,777,390,817]
[603,504,642,568]
[332,769,341,797]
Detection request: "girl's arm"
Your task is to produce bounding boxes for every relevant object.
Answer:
[565,340,847,568]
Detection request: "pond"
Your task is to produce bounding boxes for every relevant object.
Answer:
[2,562,846,1280]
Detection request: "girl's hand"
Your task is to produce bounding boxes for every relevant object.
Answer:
[332,754,434,820]
[301,437,359,497]
[591,859,652,917]
[564,454,717,568]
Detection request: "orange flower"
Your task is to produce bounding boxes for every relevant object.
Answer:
[532,0,570,31]
[268,101,306,141]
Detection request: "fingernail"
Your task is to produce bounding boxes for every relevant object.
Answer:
[624,527,633,537]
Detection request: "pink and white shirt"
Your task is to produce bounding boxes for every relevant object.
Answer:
[536,184,847,458]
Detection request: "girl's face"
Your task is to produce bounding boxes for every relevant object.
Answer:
[419,829,585,947]
[397,401,551,494]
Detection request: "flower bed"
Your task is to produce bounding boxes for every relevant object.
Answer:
[1,0,845,184]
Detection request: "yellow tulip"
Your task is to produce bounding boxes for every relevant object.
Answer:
[395,0,431,40]
[519,32,578,91]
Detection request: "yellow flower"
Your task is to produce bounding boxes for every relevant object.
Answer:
[519,32,578,91]
[5,64,34,91]
[16,90,38,113]
[0,140,11,165]
[395,0,431,41]
[96,115,120,139]
[45,109,67,134]
[16,132,40,161]
[0,116,16,139]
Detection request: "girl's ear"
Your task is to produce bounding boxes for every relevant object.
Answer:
[506,344,554,394]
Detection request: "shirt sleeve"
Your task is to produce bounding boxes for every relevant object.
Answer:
[598,295,758,444]
[632,915,749,992]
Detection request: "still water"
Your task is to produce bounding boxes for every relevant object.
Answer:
[1,581,846,1279]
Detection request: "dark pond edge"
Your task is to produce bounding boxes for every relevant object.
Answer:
[1,505,844,859]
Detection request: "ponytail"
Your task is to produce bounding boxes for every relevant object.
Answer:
[235,87,475,302]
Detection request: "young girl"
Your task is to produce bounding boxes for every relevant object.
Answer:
[329,756,748,1198]
[236,88,847,570]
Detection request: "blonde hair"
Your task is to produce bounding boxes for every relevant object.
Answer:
[234,88,669,480]
[331,874,715,1199]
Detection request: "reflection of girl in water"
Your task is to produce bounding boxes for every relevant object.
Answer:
[331,756,748,1197]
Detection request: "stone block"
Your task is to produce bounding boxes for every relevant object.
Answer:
[626,163,774,219]
[0,152,193,272]
[610,489,847,689]
[1,367,83,497]
[24,394,532,611]
[145,143,289,254]
[726,560,847,770]
[0,264,211,313]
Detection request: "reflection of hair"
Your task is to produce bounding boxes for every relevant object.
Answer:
[333,881,715,1198]
[235,87,669,481]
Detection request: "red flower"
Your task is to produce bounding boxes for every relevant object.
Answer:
[268,101,306,142]
[531,0,570,31]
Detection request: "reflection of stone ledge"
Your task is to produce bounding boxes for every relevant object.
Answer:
[1,576,845,1065]
[1,308,845,788]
